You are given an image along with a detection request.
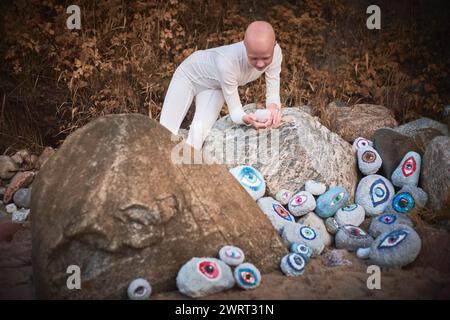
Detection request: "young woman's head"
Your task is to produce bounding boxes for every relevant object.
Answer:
[244,21,276,71]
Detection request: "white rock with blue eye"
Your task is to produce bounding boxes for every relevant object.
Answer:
[290,242,313,262]
[288,191,316,216]
[298,212,333,247]
[257,197,296,234]
[281,223,324,256]
[275,189,293,206]
[352,137,374,152]
[304,180,327,196]
[255,109,271,123]
[127,278,152,300]
[387,185,428,215]
[355,174,395,216]
[391,151,421,187]
[357,146,382,175]
[280,253,306,276]
[368,212,413,238]
[229,165,266,201]
[335,225,374,251]
[315,186,349,218]
[325,217,340,234]
[176,257,235,298]
[218,245,245,266]
[335,204,365,227]
[233,263,261,290]
[369,225,421,268]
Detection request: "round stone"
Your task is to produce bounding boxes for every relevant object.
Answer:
[127,278,152,300]
[288,191,316,216]
[315,186,349,218]
[0,155,19,180]
[218,245,245,266]
[289,242,313,262]
[387,185,428,215]
[335,225,374,251]
[12,208,30,224]
[368,212,413,238]
[5,203,17,214]
[13,188,31,208]
[355,174,395,216]
[280,253,306,276]
[229,165,266,201]
[335,204,365,227]
[325,217,340,234]
[176,257,235,298]
[369,225,421,268]
[298,212,333,247]
[255,109,271,123]
[304,180,326,196]
[275,189,293,206]
[357,146,382,175]
[281,223,325,256]
[257,197,295,234]
[356,247,371,259]
[352,137,374,153]
[391,151,421,187]
[233,263,261,290]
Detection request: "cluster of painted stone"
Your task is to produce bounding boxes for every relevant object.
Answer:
[176,245,261,298]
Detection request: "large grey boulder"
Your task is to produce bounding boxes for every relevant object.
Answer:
[203,104,358,200]
[30,114,287,299]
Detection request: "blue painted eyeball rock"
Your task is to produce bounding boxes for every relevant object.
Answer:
[315,186,349,218]
[387,185,428,215]
[288,191,316,216]
[230,165,266,201]
[289,242,313,262]
[368,212,413,238]
[176,257,235,298]
[335,204,365,227]
[304,180,327,196]
[281,223,325,256]
[219,245,245,266]
[127,278,152,300]
[233,263,261,290]
[325,217,340,234]
[257,197,295,234]
[280,253,306,276]
[391,151,421,188]
[275,189,293,206]
[357,146,382,175]
[355,174,395,216]
[352,137,374,152]
[335,225,374,251]
[369,225,422,268]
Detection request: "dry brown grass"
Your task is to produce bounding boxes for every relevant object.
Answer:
[0,0,448,153]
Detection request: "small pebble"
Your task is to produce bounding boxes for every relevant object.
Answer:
[127,278,152,300]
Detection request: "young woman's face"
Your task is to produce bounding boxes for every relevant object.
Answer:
[245,41,275,71]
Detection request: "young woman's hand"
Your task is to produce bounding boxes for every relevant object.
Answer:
[267,103,282,128]
[243,113,269,129]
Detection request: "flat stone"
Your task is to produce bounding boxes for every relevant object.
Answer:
[280,253,306,276]
[203,104,358,200]
[355,174,395,216]
[322,104,398,143]
[176,257,235,298]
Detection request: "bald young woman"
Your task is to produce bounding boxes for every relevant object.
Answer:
[159,21,283,150]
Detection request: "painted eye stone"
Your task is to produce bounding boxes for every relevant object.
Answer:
[230,165,266,200]
[335,225,374,251]
[304,180,327,196]
[357,146,382,175]
[281,223,325,256]
[257,197,295,234]
[234,263,261,290]
[280,253,306,277]
[391,152,421,188]
[355,174,394,216]
[273,203,294,221]
[386,185,428,215]
[392,192,415,213]
[335,204,365,227]
[219,245,245,266]
[300,226,317,240]
[198,260,221,280]
[369,226,421,268]
[127,278,152,300]
[352,137,374,152]
[290,242,313,262]
[316,186,349,218]
[288,191,316,216]
[368,212,413,238]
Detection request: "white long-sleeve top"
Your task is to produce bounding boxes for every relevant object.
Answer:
[175,41,282,125]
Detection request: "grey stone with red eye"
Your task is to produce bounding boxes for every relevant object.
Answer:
[368,212,413,238]
[281,223,325,256]
[275,189,293,206]
[391,151,421,187]
[280,253,306,276]
[288,191,316,216]
[257,197,296,234]
[369,225,421,268]
[386,184,428,215]
[335,225,374,251]
[352,137,374,152]
[234,263,261,290]
[335,204,365,227]
[304,180,327,196]
[219,245,245,266]
[176,257,235,298]
[355,174,395,216]
[357,146,382,175]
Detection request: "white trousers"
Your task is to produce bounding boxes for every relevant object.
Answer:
[159,72,224,150]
